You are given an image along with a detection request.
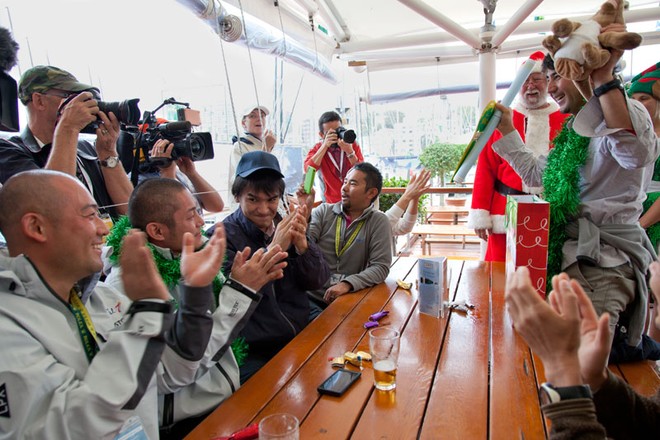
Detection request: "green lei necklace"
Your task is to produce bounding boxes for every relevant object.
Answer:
[542,117,591,292]
[106,216,248,366]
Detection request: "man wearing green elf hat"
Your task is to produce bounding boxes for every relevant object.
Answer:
[629,61,660,344]
[631,62,660,248]
[492,46,658,362]
[103,177,288,438]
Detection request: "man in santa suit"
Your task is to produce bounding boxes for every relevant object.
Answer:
[468,52,568,261]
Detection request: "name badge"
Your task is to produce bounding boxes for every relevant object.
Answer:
[114,416,148,440]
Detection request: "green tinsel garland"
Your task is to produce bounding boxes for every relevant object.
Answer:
[106,216,249,366]
[643,192,660,250]
[542,118,591,292]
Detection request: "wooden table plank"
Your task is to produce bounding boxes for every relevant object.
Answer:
[348,261,465,439]
[616,360,660,397]
[287,259,422,438]
[489,262,546,440]
[418,260,491,439]
[186,258,417,439]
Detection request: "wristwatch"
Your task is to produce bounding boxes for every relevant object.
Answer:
[539,382,592,405]
[100,156,119,168]
[592,78,624,98]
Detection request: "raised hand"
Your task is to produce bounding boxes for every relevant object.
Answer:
[119,229,170,301]
[321,129,338,150]
[264,129,277,152]
[404,169,432,201]
[557,277,611,392]
[295,184,315,217]
[229,245,288,291]
[94,111,120,158]
[269,211,295,251]
[57,91,99,133]
[505,267,582,386]
[289,205,309,254]
[180,223,226,287]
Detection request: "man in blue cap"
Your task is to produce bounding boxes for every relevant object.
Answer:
[211,151,330,383]
[0,65,133,220]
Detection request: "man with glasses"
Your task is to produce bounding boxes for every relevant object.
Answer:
[468,51,568,262]
[0,65,133,220]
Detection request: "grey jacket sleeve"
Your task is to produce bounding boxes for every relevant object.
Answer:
[204,283,261,366]
[343,212,392,291]
[308,203,326,243]
[163,284,214,362]
[492,130,548,188]
[0,300,172,440]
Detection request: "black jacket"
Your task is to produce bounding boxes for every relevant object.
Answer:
[215,208,330,361]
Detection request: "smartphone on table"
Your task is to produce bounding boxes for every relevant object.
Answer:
[317,368,361,397]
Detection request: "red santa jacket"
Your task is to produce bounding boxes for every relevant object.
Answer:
[468,103,567,234]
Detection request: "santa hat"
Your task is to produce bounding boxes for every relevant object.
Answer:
[528,51,545,74]
[628,61,660,101]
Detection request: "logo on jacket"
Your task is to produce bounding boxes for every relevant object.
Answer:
[0,383,10,418]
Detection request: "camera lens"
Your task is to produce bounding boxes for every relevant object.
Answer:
[188,133,214,161]
[336,127,356,144]
[98,99,141,125]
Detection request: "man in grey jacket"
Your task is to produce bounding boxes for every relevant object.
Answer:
[0,170,227,439]
[103,177,288,437]
[308,162,392,308]
[492,50,658,356]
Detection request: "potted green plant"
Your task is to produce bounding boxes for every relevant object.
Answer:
[379,175,428,222]
[419,142,466,205]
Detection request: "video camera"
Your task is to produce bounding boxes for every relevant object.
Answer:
[117,97,214,185]
[130,119,213,162]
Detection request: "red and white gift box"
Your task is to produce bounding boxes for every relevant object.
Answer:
[505,195,550,298]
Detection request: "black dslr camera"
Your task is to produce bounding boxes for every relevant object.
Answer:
[333,126,356,146]
[58,91,141,134]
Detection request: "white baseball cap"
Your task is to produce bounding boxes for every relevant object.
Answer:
[242,105,270,118]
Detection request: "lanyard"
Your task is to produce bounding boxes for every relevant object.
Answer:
[69,289,100,363]
[335,215,365,258]
[327,148,345,179]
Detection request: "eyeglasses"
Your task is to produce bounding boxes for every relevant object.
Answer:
[41,90,77,99]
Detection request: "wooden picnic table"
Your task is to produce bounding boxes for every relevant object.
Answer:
[187,260,660,439]
[425,205,470,225]
[410,223,479,252]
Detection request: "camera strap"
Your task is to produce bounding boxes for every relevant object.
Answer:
[328,148,345,179]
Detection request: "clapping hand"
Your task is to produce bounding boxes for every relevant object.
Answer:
[119,229,170,301]
[229,245,288,291]
[180,222,226,287]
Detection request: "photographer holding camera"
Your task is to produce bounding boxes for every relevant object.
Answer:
[0,65,133,220]
[304,111,363,203]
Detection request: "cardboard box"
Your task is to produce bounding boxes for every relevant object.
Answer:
[505,195,550,298]
[418,256,448,318]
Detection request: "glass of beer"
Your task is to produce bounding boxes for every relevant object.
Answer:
[369,327,400,391]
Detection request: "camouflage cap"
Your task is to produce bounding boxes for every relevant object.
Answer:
[18,65,99,104]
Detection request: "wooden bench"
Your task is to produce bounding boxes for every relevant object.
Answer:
[425,206,469,225]
[411,224,479,252]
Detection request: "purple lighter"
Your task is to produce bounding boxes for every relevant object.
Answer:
[363,321,379,329]
[369,310,389,321]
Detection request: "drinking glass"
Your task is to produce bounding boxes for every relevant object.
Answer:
[369,327,400,391]
[258,413,299,440]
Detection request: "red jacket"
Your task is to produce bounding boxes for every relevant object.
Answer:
[304,142,364,203]
[468,104,568,261]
